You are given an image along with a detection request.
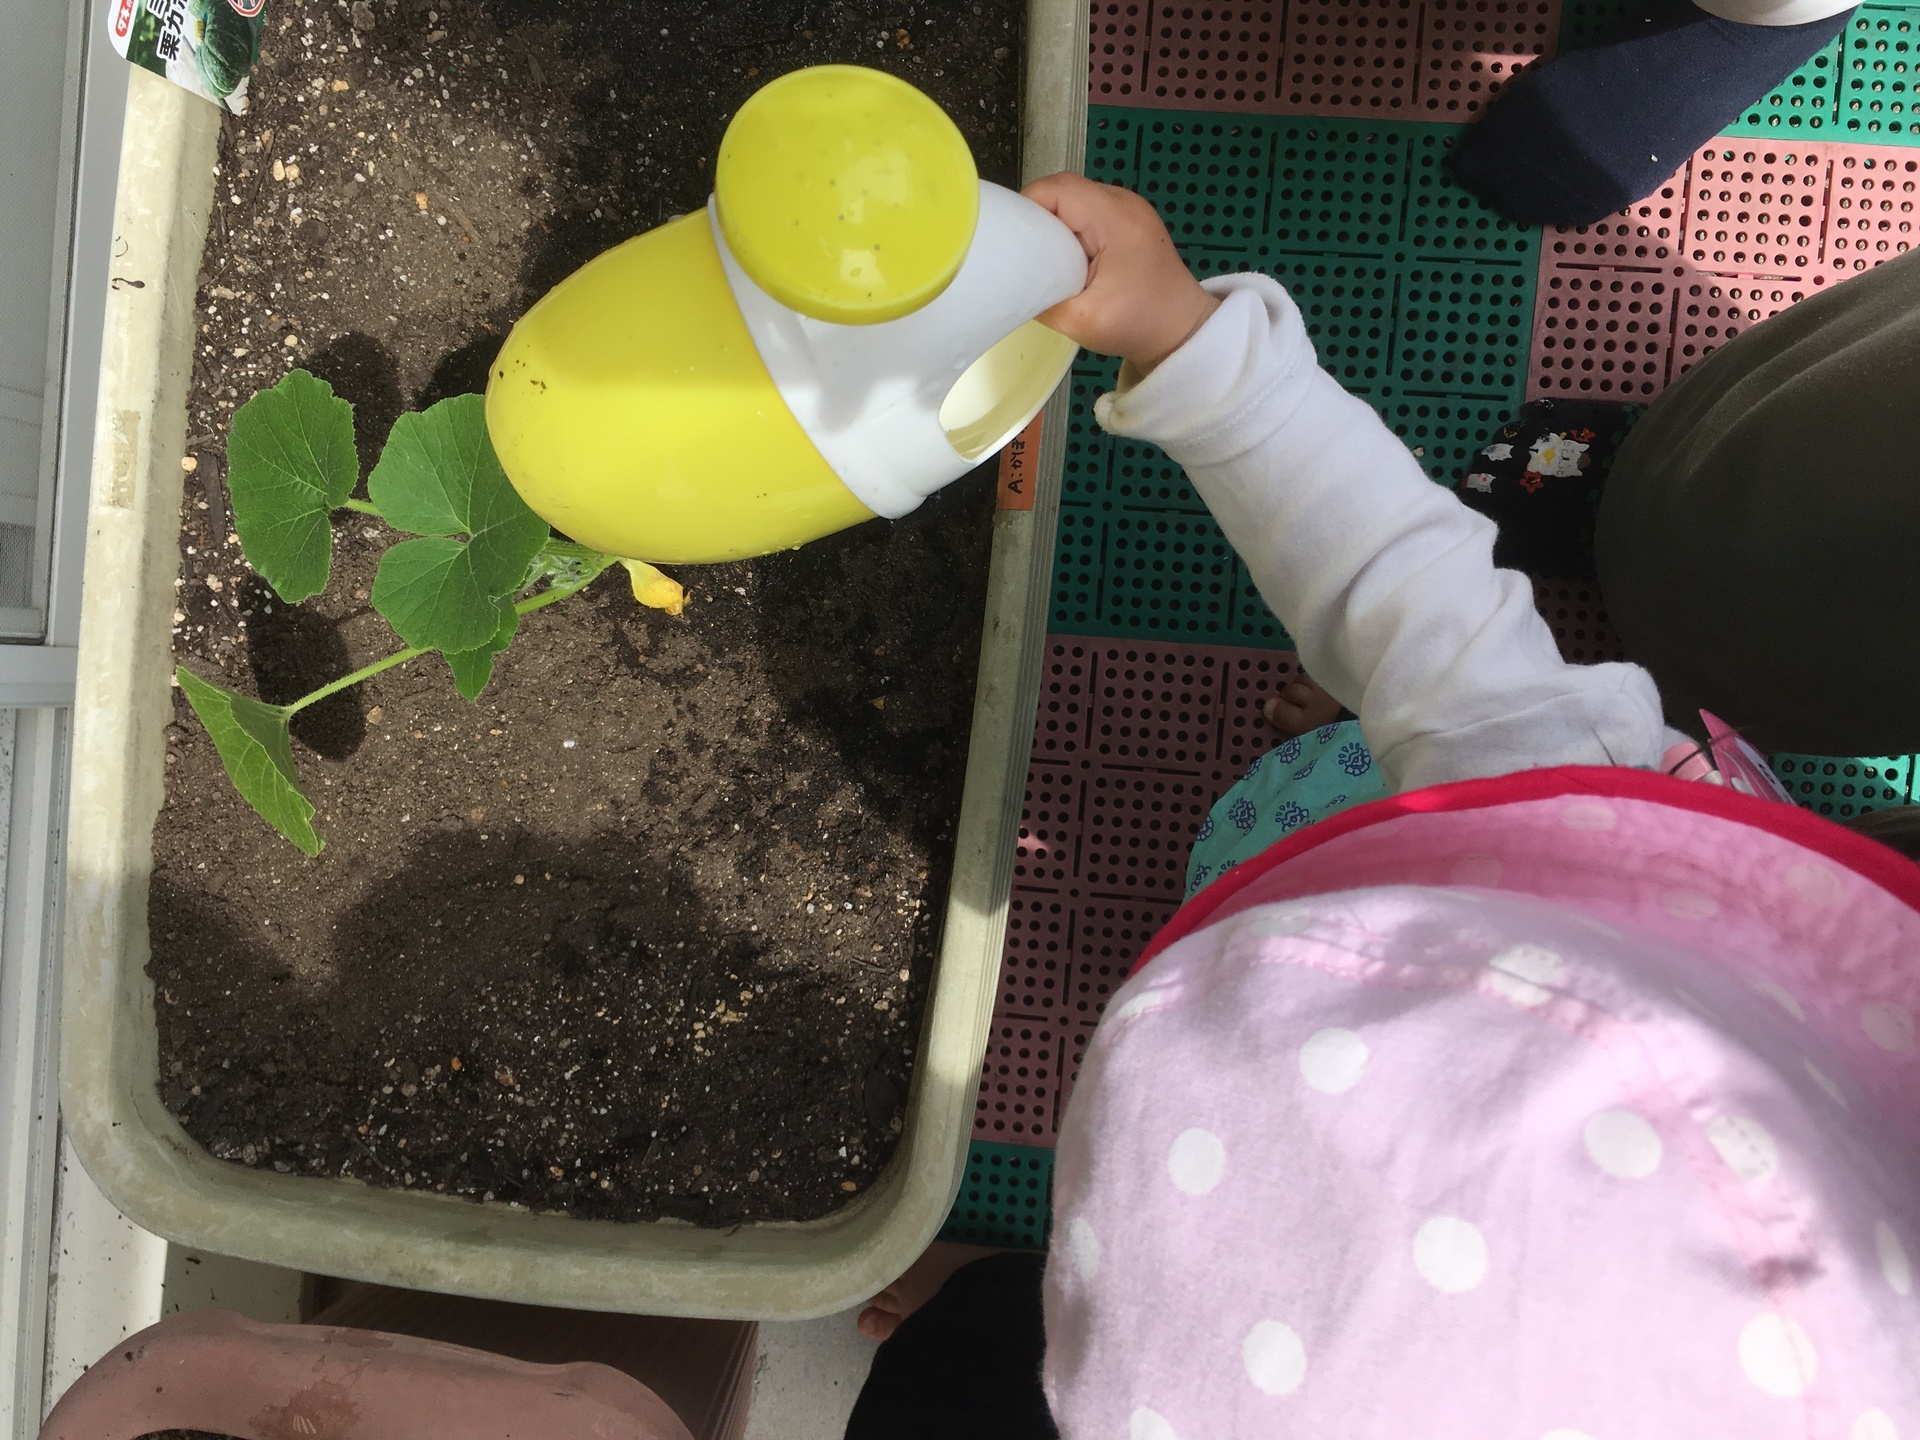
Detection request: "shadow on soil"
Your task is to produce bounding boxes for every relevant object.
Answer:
[153,820,902,1225]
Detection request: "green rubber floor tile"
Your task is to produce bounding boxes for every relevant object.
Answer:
[1393,260,1536,400]
[1405,126,1540,263]
[1086,107,1146,185]
[1136,114,1275,251]
[1725,35,1844,136]
[1269,254,1400,395]
[1382,394,1518,483]
[1110,436,1212,514]
[1843,6,1920,142]
[1229,562,1294,647]
[1188,250,1398,397]
[1268,118,1413,258]
[1771,753,1916,817]
[1062,360,1120,510]
[1053,508,1109,632]
[1104,511,1238,638]
[939,1141,1054,1250]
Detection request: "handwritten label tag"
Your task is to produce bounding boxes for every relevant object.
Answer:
[996,413,1042,512]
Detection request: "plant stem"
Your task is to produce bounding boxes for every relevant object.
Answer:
[340,497,383,516]
[283,548,611,714]
[285,644,427,714]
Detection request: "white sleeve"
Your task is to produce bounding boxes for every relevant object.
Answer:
[1093,273,1684,792]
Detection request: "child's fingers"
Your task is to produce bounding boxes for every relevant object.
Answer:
[1021,172,1118,251]
[1263,694,1303,730]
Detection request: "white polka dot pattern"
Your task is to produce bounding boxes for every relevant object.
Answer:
[1737,1312,1817,1397]
[1786,862,1846,909]
[1413,1216,1488,1294]
[1582,1109,1662,1180]
[1876,1221,1912,1297]
[1298,1028,1368,1094]
[1242,1320,1307,1396]
[1167,1128,1225,1196]
[1861,1000,1917,1055]
[1704,1114,1779,1183]
[1069,1217,1101,1280]
[1561,801,1616,831]
[1660,888,1718,921]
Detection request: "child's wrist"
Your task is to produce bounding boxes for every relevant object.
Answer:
[1127,287,1221,375]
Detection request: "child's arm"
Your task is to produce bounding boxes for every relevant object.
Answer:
[1027,174,1678,791]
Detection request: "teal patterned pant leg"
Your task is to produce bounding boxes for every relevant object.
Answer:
[1185,721,1392,899]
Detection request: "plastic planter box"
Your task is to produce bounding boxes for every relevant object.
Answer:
[60,3,1088,1320]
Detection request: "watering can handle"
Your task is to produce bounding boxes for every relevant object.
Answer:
[715,182,1090,520]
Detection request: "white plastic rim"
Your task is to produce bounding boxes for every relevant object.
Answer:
[712,179,1086,519]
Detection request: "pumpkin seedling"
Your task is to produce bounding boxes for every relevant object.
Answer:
[175,369,681,855]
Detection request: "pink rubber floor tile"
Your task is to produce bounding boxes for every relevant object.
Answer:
[1278,0,1425,116]
[1682,141,1834,277]
[1528,268,1678,400]
[1221,649,1306,770]
[1031,639,1096,767]
[1012,767,1081,891]
[975,1017,1068,1146]
[999,890,1072,1021]
[1527,171,1688,400]
[1826,144,1920,274]
[1089,642,1232,769]
[1082,767,1217,901]
[1066,897,1182,1023]
[1538,170,1690,271]
[1531,575,1627,665]
[1092,0,1154,104]
[1668,274,1826,382]
[1416,0,1558,120]
[1140,1,1286,111]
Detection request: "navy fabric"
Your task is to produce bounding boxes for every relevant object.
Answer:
[845,1252,1057,1440]
[1450,0,1857,227]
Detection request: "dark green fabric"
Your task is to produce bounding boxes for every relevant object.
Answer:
[1596,247,1920,756]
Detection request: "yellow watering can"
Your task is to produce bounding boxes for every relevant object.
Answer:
[484,64,1087,565]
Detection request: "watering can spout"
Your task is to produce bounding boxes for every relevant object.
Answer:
[483,65,1086,566]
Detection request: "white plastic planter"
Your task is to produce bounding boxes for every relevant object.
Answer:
[60,4,1087,1320]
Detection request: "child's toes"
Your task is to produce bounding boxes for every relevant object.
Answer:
[857,1302,905,1341]
[1263,694,1306,734]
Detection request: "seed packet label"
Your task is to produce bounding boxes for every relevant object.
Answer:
[107,0,264,114]
[997,413,1042,512]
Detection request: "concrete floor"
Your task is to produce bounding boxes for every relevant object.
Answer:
[745,1309,877,1439]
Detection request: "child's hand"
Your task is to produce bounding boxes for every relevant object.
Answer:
[1023,172,1220,374]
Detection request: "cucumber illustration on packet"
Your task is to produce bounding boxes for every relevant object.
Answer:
[107,0,264,114]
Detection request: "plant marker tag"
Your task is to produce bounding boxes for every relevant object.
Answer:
[1701,710,1795,803]
[997,413,1042,512]
[107,0,264,115]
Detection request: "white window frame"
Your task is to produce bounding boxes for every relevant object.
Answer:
[0,0,126,1429]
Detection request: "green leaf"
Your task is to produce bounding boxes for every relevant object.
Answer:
[174,667,322,856]
[367,394,548,655]
[370,537,519,654]
[443,606,520,701]
[226,370,358,604]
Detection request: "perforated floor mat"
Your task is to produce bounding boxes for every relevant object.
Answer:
[949,0,1920,1248]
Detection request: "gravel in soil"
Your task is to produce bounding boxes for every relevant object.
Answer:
[153,0,1024,1226]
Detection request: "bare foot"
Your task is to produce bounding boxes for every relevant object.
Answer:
[855,1240,1004,1342]
[1262,672,1344,739]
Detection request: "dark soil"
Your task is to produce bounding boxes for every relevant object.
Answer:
[153,0,1024,1225]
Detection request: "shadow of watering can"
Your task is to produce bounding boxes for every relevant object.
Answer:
[485,64,1087,565]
